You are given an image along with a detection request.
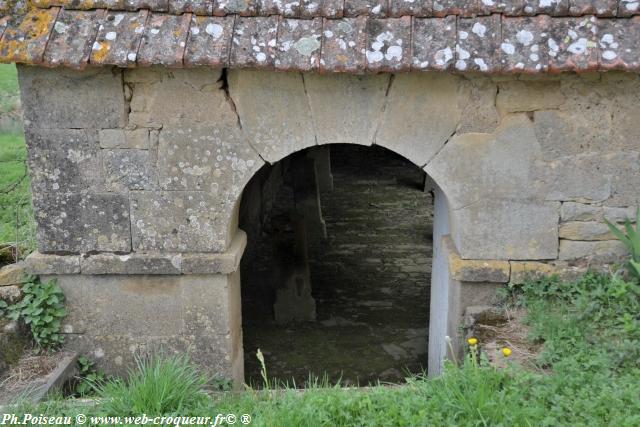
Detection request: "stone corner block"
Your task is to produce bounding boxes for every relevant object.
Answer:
[182,230,247,274]
[17,66,126,129]
[81,253,182,275]
[0,262,27,286]
[25,252,81,275]
[447,243,510,283]
[451,199,560,260]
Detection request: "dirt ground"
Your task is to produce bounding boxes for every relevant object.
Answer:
[0,349,65,404]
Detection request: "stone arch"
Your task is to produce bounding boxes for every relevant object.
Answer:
[234,142,443,385]
[223,71,561,381]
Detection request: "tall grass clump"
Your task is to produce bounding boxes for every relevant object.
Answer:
[96,354,209,415]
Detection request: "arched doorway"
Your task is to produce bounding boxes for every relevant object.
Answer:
[239,144,435,386]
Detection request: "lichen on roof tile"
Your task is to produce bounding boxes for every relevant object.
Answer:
[433,0,479,17]
[0,7,59,64]
[598,17,640,71]
[184,14,233,67]
[44,9,107,69]
[214,0,258,16]
[320,16,366,73]
[168,0,212,14]
[478,0,523,15]
[90,10,149,66]
[390,0,432,17]
[547,16,598,72]
[501,15,549,73]
[345,0,388,18]
[522,0,569,15]
[455,14,501,72]
[230,16,278,68]
[2,4,640,75]
[365,17,411,72]
[275,17,322,71]
[137,12,191,66]
[569,0,616,16]
[412,16,456,71]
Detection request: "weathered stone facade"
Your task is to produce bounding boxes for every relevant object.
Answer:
[16,65,640,383]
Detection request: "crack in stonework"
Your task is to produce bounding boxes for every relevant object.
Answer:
[422,128,457,170]
[219,68,268,164]
[300,72,319,146]
[372,74,395,146]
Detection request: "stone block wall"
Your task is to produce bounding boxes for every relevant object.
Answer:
[16,65,640,380]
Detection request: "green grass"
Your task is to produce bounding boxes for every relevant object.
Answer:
[6,271,639,426]
[0,133,33,257]
[0,64,33,260]
[0,63,20,114]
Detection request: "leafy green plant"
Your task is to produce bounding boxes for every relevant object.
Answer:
[6,275,67,349]
[74,356,106,397]
[96,354,209,415]
[605,208,640,280]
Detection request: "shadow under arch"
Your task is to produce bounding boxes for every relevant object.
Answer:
[231,142,453,387]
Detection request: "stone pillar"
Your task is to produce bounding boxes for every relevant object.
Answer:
[430,233,507,375]
[428,185,451,376]
[273,216,317,324]
[25,231,248,389]
[306,146,334,192]
[291,157,327,239]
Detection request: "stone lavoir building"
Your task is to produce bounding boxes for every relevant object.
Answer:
[1,0,639,386]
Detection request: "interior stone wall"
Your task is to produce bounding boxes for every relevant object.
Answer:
[16,65,640,381]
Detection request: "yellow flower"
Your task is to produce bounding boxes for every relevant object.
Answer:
[467,337,478,346]
[502,347,512,357]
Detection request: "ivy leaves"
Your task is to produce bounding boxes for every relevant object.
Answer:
[4,275,67,349]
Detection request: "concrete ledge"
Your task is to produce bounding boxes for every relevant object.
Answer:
[182,230,247,274]
[26,230,247,276]
[445,238,510,283]
[25,253,80,275]
[81,253,182,275]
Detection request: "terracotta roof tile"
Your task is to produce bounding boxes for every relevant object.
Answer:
[320,17,366,73]
[43,9,106,68]
[344,0,389,18]
[569,0,617,16]
[597,17,640,70]
[0,7,59,64]
[455,14,500,72]
[3,6,640,74]
[501,15,550,73]
[547,15,598,72]
[168,0,212,14]
[365,16,411,72]
[275,17,322,71]
[390,0,432,17]
[411,16,456,71]
[230,15,278,68]
[522,0,569,15]
[184,14,234,66]
[137,12,190,66]
[478,0,523,15]
[214,0,259,16]
[90,10,148,66]
[24,0,640,16]
[618,0,640,16]
[303,0,344,18]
